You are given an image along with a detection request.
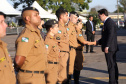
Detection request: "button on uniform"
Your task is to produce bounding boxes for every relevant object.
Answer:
[67,21,78,75]
[16,24,47,84]
[74,29,85,71]
[55,21,69,83]
[0,40,16,84]
[45,34,60,84]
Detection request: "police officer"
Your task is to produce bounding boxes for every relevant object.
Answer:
[0,11,16,84]
[14,7,47,84]
[74,19,96,84]
[44,19,60,84]
[55,7,69,84]
[66,11,78,83]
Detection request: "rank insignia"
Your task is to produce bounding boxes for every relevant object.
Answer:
[35,40,39,43]
[22,37,29,42]
[79,34,82,37]
[58,30,62,34]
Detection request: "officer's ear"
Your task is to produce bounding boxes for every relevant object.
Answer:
[50,27,53,32]
[60,14,64,19]
[25,16,30,22]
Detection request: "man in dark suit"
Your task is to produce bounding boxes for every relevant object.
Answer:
[86,15,96,53]
[97,9,119,84]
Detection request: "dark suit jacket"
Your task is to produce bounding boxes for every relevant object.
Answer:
[85,20,95,35]
[98,18,119,52]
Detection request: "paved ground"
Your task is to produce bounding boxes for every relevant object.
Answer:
[2,28,126,84]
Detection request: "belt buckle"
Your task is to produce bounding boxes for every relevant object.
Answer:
[26,70,32,73]
[34,71,39,73]
[40,71,44,74]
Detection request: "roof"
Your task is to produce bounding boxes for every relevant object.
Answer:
[31,1,56,19]
[0,0,21,15]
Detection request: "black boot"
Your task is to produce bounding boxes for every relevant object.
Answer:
[66,75,71,84]
[73,69,80,84]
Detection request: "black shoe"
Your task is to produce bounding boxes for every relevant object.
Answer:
[90,51,95,53]
[66,75,71,84]
[74,70,80,84]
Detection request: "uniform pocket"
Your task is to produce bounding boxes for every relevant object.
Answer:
[34,43,42,55]
[0,69,4,79]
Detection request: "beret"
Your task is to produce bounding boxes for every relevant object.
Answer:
[44,19,58,26]
[70,11,79,17]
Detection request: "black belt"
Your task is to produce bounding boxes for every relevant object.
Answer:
[20,69,44,74]
[70,46,76,49]
[48,61,59,64]
[76,49,83,51]
[60,51,69,53]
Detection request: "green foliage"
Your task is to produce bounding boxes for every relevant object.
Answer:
[119,0,126,13]
[11,0,35,9]
[114,0,126,13]
[114,5,125,13]
[11,0,92,13]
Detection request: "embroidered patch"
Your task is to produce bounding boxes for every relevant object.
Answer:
[22,37,29,42]
[67,28,69,31]
[58,30,62,34]
[79,34,82,37]
[45,45,49,49]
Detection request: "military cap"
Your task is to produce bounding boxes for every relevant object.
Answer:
[0,11,6,18]
[21,7,39,15]
[70,11,79,17]
[43,19,58,31]
[44,19,58,27]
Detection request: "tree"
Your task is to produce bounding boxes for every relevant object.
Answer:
[11,0,92,13]
[114,5,124,13]
[119,0,126,21]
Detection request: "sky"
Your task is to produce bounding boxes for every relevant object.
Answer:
[8,0,117,13]
[88,0,117,12]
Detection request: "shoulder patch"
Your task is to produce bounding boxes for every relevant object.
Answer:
[45,44,49,49]
[79,34,82,37]
[67,28,69,31]
[22,37,29,42]
[58,30,62,34]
